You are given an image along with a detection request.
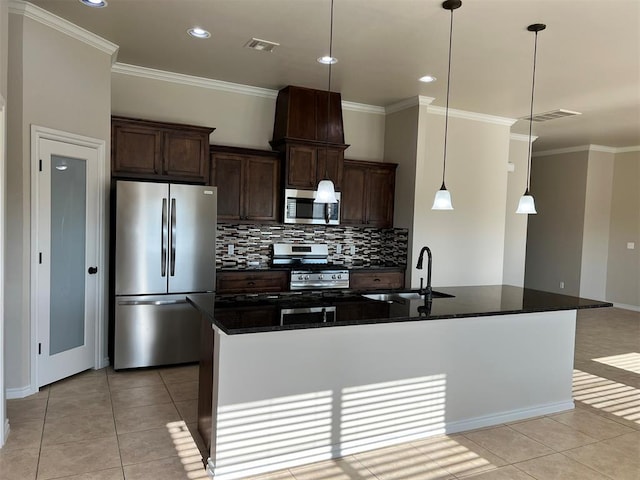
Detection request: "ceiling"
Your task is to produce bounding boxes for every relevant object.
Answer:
[29,0,640,151]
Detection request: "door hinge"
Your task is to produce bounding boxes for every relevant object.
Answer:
[39,159,42,172]
[38,343,42,355]
[39,252,42,264]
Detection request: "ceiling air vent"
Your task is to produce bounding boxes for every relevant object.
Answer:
[244,38,280,52]
[522,109,582,122]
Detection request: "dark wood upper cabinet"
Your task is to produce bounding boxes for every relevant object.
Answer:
[210,145,281,223]
[272,85,345,144]
[112,116,214,183]
[341,159,397,228]
[271,86,349,190]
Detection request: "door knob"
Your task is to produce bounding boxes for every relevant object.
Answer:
[88,266,98,274]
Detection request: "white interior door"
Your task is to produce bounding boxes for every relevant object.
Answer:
[35,137,100,387]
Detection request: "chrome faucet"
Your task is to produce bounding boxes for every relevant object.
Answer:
[416,246,433,303]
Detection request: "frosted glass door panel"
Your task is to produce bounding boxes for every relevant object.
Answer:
[50,155,86,355]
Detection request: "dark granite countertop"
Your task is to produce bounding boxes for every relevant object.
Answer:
[187,285,612,335]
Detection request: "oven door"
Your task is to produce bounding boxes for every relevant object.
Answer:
[284,189,340,225]
[280,306,336,325]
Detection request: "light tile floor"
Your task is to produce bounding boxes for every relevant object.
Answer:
[2,307,639,479]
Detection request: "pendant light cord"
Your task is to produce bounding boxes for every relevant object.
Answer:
[442,6,454,187]
[323,0,334,180]
[526,30,539,192]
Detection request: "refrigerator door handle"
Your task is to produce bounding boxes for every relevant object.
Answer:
[117,299,188,306]
[170,198,177,277]
[161,198,168,277]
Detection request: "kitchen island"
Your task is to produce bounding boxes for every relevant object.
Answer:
[188,286,611,480]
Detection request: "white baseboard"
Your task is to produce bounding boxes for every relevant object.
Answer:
[98,356,110,369]
[613,303,640,312]
[207,400,575,480]
[6,384,38,400]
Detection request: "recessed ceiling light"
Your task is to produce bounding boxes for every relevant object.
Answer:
[317,56,338,65]
[79,0,107,7]
[419,75,437,83]
[188,27,211,39]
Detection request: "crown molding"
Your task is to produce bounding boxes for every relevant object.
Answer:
[427,105,516,126]
[532,144,640,157]
[342,101,385,115]
[510,133,538,143]
[8,0,119,61]
[112,63,278,99]
[113,62,388,113]
[610,145,640,153]
[385,96,434,115]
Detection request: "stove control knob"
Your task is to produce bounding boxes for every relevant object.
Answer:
[337,274,342,279]
[304,275,310,280]
[298,275,304,280]
[318,274,324,280]
[331,274,336,279]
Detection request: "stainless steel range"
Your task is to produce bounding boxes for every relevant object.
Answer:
[272,243,349,290]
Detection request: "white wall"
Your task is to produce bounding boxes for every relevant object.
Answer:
[580,150,614,300]
[411,108,512,288]
[503,135,534,287]
[1,0,8,447]
[6,10,112,392]
[606,150,640,308]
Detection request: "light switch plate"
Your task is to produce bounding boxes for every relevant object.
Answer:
[627,242,635,250]
[227,244,234,255]
[350,245,356,255]
[336,244,342,254]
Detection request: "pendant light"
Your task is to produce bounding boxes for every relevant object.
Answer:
[516,23,546,215]
[314,0,339,204]
[432,0,461,210]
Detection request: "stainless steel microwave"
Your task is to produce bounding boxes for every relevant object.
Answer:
[284,189,341,225]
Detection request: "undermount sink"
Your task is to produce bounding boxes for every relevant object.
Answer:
[362,290,454,303]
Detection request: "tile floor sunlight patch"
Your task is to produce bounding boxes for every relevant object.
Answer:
[593,352,640,374]
[573,369,640,424]
[166,420,208,480]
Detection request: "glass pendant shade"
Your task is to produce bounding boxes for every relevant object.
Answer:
[516,191,537,214]
[314,179,338,203]
[432,185,454,210]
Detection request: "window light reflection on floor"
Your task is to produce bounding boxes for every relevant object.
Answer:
[166,420,209,480]
[573,369,640,423]
[592,352,640,374]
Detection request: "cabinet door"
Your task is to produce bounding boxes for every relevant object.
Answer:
[366,167,395,227]
[244,157,280,222]
[210,153,243,221]
[341,163,367,224]
[112,123,162,177]
[349,270,405,290]
[287,144,317,188]
[317,147,343,190]
[216,271,288,294]
[163,131,209,183]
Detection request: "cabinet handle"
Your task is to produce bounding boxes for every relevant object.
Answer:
[248,281,256,286]
[374,278,381,282]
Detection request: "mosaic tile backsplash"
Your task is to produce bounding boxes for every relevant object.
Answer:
[216,224,408,269]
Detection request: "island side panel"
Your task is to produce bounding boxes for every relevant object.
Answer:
[210,310,576,480]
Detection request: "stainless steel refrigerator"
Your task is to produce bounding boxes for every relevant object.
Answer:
[113,180,216,369]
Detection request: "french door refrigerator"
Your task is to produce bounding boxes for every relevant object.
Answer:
[113,180,216,369]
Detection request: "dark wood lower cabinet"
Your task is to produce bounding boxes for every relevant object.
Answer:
[216,271,289,294]
[349,269,405,290]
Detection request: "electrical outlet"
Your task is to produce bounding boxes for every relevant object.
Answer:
[559,281,565,289]
[227,244,234,255]
[336,244,342,254]
[350,245,356,255]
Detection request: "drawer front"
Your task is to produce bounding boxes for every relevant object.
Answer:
[349,270,405,290]
[216,271,288,294]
